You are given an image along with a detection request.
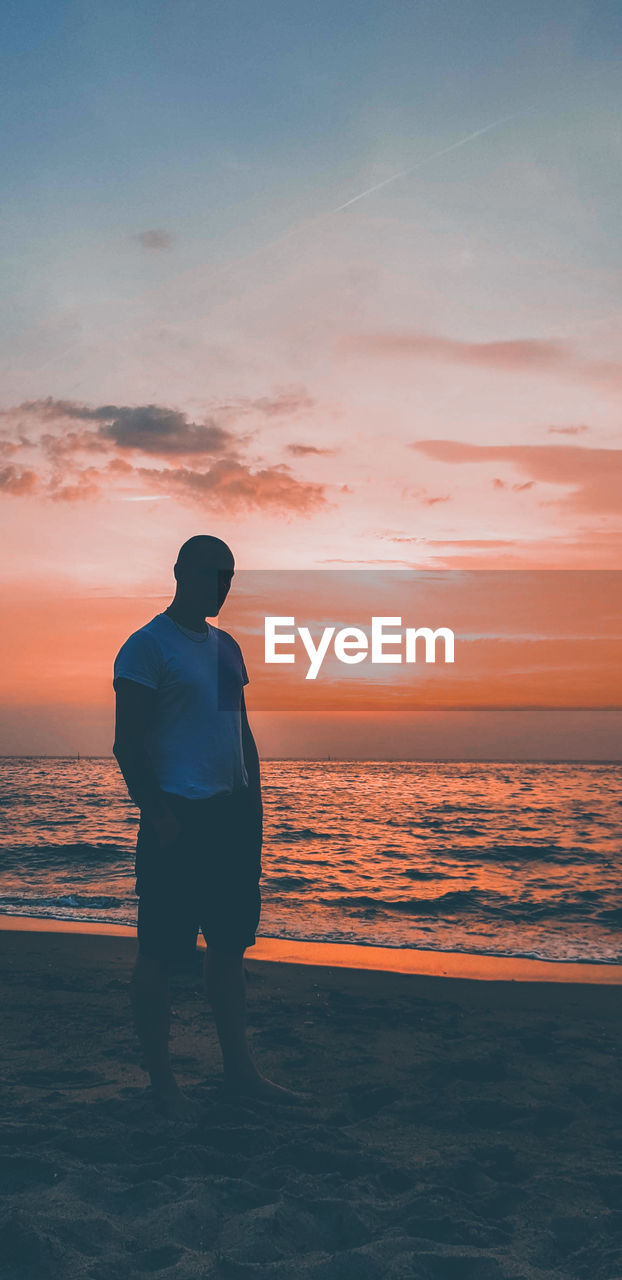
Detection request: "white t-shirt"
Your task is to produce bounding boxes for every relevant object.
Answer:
[113,612,249,800]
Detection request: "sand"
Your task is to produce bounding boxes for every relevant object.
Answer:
[1,929,621,1280]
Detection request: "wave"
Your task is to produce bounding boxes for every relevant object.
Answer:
[400,868,439,881]
[265,875,310,889]
[596,906,622,925]
[415,843,600,866]
[321,887,619,923]
[0,893,126,911]
[322,889,489,917]
[480,843,597,864]
[0,843,131,867]
[270,827,328,841]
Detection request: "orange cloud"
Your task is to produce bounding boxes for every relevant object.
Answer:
[344,332,566,369]
[137,459,327,513]
[48,469,102,503]
[548,425,590,436]
[492,477,536,492]
[341,331,622,390]
[411,441,622,514]
[0,438,23,458]
[285,443,336,457]
[400,488,451,506]
[0,465,38,495]
[0,395,328,515]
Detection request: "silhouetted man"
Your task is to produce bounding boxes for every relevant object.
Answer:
[113,535,299,1114]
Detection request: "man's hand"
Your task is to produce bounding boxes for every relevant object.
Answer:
[113,678,179,840]
[237,783,263,862]
[240,693,263,863]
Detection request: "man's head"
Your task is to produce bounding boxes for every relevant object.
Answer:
[173,535,235,616]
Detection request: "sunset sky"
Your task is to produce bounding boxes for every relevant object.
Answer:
[1,1,621,755]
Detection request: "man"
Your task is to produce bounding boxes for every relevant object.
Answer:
[113,534,299,1114]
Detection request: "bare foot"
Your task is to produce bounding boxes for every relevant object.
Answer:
[223,1071,312,1105]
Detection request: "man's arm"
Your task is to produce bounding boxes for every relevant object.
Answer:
[241,690,262,819]
[113,677,179,847]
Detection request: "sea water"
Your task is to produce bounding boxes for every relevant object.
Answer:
[0,758,620,964]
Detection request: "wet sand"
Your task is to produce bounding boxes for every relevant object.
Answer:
[1,927,621,1279]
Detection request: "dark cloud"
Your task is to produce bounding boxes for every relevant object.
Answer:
[11,399,234,458]
[135,229,174,250]
[411,440,622,514]
[92,405,232,456]
[8,395,318,455]
[0,394,328,517]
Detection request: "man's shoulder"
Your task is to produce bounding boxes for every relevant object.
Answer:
[118,615,167,650]
[215,627,245,658]
[137,614,168,639]
[216,625,239,648]
[113,616,167,687]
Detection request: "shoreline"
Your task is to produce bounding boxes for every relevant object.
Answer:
[2,912,621,984]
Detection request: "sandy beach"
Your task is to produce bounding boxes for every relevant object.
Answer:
[1,928,622,1280]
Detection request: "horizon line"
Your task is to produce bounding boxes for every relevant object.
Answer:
[0,754,620,765]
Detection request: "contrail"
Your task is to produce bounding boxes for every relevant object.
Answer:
[331,112,524,214]
[241,110,525,263]
[32,110,524,375]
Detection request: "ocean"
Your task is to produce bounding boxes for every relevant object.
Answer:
[0,757,620,964]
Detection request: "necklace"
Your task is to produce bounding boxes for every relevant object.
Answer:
[163,610,210,643]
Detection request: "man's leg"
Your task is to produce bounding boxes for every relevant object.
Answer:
[131,949,201,1118]
[204,945,308,1101]
[130,951,176,1093]
[203,946,256,1083]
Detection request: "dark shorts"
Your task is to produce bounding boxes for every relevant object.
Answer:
[135,788,262,970]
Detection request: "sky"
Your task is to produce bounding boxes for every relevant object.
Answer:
[1,0,621,755]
